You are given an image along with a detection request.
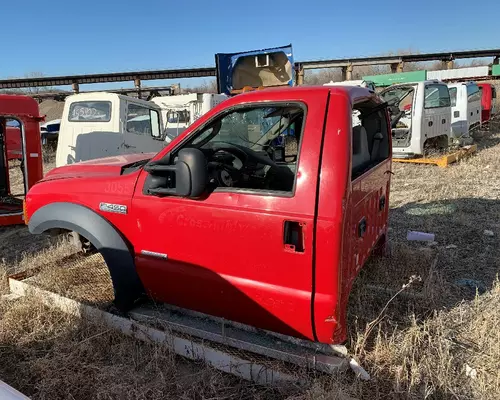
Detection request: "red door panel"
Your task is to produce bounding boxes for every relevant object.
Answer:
[350,160,391,273]
[132,194,315,339]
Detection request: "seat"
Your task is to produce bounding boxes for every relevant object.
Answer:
[352,125,370,171]
[370,131,384,162]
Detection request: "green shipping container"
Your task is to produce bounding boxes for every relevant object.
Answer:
[363,70,427,87]
[492,64,500,77]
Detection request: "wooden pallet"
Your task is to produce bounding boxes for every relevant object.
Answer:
[393,144,477,168]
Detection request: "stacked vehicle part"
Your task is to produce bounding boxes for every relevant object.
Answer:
[380,80,452,158]
[0,95,44,226]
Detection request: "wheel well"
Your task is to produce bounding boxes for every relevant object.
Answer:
[28,202,145,311]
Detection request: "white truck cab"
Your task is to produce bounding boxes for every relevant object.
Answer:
[150,93,229,143]
[380,80,452,158]
[447,81,482,141]
[55,92,165,167]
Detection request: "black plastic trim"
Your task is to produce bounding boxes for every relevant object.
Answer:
[28,202,145,310]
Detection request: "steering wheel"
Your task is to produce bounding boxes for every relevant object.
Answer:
[390,110,406,129]
[205,141,294,190]
[208,141,283,167]
[204,143,249,187]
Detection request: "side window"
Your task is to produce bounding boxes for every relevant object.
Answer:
[449,87,457,107]
[424,84,451,109]
[126,103,161,138]
[467,85,481,103]
[351,100,390,180]
[167,109,190,123]
[185,104,306,194]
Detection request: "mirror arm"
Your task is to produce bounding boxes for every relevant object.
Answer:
[143,163,176,174]
[148,187,177,196]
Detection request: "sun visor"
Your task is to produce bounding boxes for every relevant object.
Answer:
[215,44,294,95]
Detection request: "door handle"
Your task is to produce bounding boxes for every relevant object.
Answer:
[379,195,386,211]
[283,221,304,252]
[358,217,367,238]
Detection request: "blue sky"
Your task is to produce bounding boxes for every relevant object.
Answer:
[1,0,498,90]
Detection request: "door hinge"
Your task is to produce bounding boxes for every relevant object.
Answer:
[358,217,367,238]
[379,195,386,211]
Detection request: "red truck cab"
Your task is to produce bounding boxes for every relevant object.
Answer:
[24,86,392,345]
[1,95,44,226]
[477,83,497,122]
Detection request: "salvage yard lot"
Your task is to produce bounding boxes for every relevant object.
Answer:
[1,124,500,399]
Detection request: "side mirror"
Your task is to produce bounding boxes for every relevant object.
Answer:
[150,110,162,139]
[144,147,208,198]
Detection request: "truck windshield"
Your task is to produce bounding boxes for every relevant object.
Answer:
[380,86,413,105]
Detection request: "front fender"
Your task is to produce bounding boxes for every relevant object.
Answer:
[28,202,145,310]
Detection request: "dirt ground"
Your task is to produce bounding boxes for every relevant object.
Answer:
[1,122,500,399]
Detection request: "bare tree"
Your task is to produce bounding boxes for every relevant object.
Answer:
[22,72,54,94]
[304,68,343,85]
[184,79,218,93]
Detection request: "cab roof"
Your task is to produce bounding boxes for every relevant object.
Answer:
[65,91,161,109]
[446,81,479,88]
[227,84,380,105]
[0,94,40,117]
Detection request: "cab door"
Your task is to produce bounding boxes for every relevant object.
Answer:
[349,102,391,277]
[422,83,451,139]
[130,91,329,341]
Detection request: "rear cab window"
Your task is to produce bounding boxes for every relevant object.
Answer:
[68,101,112,122]
[351,99,390,180]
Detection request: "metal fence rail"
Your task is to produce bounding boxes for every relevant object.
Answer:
[1,48,499,90]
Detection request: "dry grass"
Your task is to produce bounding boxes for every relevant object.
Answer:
[0,296,282,400]
[1,125,500,399]
[366,280,500,399]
